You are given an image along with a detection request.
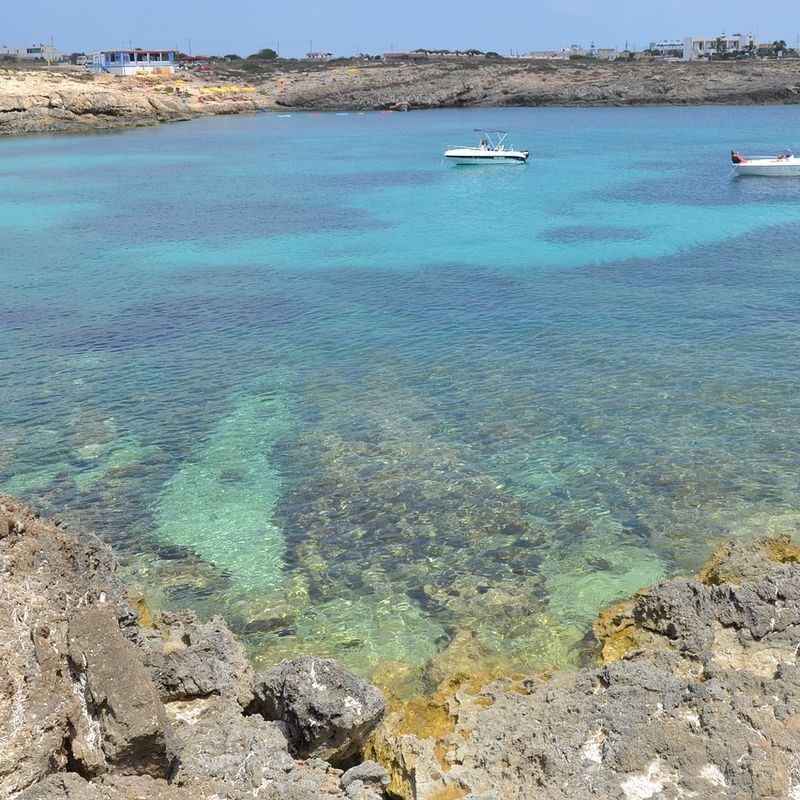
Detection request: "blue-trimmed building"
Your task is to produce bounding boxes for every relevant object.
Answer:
[90,50,176,76]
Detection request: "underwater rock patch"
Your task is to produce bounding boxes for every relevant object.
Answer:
[538,225,649,244]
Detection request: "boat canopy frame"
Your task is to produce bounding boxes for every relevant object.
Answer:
[473,129,510,150]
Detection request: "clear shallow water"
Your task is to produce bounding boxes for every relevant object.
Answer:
[3,106,800,694]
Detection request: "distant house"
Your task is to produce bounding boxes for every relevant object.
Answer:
[682,33,756,60]
[89,49,176,76]
[529,51,569,60]
[595,48,617,60]
[649,40,685,58]
[383,52,422,61]
[305,51,332,61]
[382,51,485,62]
[0,43,63,62]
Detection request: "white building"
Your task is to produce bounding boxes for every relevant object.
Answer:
[89,50,176,76]
[0,43,63,62]
[649,40,685,57]
[682,33,756,60]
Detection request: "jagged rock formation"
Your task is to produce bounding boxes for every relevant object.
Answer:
[368,534,800,799]
[0,494,387,800]
[0,70,248,136]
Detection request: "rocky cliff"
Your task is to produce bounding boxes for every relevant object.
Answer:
[3,491,800,799]
[3,59,800,136]
[0,70,250,136]
[260,59,800,112]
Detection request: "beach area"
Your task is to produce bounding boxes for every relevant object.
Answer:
[3,57,800,135]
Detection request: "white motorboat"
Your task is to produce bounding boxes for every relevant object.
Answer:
[730,148,800,176]
[444,129,529,165]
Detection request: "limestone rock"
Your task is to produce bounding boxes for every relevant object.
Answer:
[16,772,193,799]
[0,496,132,796]
[168,695,294,793]
[68,603,178,778]
[372,536,800,799]
[341,761,390,800]
[138,610,254,707]
[250,656,386,762]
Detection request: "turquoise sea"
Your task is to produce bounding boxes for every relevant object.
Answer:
[3,105,800,693]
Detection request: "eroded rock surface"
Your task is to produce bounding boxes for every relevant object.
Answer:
[370,535,800,799]
[137,609,254,707]
[250,655,387,762]
[5,488,800,800]
[4,60,800,136]
[0,495,385,800]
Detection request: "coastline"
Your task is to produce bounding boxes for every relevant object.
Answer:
[3,492,800,799]
[2,59,800,136]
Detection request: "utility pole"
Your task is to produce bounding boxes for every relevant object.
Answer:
[188,38,192,56]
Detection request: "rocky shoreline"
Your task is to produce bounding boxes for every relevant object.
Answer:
[2,59,800,136]
[3,492,800,799]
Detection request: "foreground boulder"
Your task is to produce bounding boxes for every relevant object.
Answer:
[68,603,178,778]
[0,494,162,795]
[250,656,387,762]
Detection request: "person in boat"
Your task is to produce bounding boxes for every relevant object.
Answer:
[730,150,746,164]
[479,138,487,149]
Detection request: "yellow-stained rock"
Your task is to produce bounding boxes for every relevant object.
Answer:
[592,598,640,663]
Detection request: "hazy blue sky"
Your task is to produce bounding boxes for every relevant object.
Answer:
[4,0,799,57]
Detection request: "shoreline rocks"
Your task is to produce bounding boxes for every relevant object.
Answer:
[0,494,387,800]
[369,534,800,799]
[3,491,800,799]
[3,59,800,136]
[249,656,386,763]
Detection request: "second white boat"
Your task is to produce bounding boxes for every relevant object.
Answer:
[731,149,800,176]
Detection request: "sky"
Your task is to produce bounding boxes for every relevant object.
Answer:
[3,0,799,58]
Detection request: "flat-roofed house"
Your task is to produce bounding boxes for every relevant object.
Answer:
[0,43,63,61]
[90,49,176,76]
[682,34,756,60]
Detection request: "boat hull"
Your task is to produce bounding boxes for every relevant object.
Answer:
[444,149,529,165]
[733,158,800,177]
